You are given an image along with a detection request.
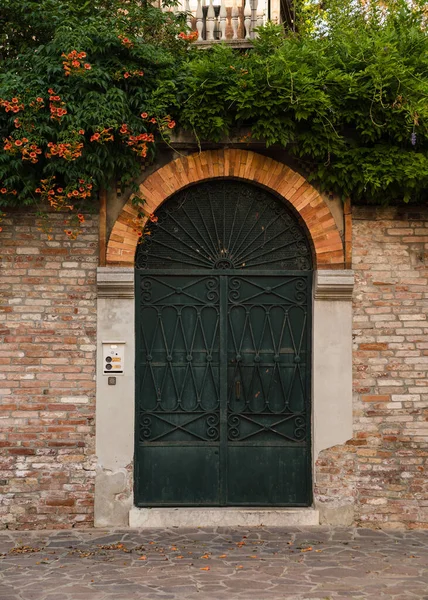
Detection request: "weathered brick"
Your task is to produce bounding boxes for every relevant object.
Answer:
[317,207,428,530]
[359,343,389,351]
[0,212,97,530]
[361,395,391,403]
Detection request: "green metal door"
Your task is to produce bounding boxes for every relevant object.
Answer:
[135,180,312,506]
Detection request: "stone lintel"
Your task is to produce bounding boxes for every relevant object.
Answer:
[314,270,354,301]
[97,267,134,299]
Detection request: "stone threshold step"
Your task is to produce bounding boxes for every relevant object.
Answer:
[129,507,319,527]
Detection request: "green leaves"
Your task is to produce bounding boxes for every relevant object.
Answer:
[0,0,427,207]
[177,1,428,204]
[0,0,188,206]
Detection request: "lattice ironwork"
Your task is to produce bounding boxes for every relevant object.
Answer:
[227,276,308,443]
[137,275,220,443]
[135,180,312,271]
[135,180,312,507]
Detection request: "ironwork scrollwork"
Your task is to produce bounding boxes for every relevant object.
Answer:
[269,199,283,216]
[135,251,148,270]
[141,279,152,302]
[206,278,219,302]
[228,278,241,302]
[294,278,307,304]
[290,225,304,241]
[140,415,152,441]
[297,256,311,270]
[206,414,220,440]
[293,415,306,441]
[296,240,309,256]
[228,414,240,440]
[156,209,170,226]
[135,234,153,269]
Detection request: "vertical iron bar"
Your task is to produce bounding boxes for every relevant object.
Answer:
[222,187,226,256]
[219,275,228,505]
[134,272,141,503]
[305,273,312,503]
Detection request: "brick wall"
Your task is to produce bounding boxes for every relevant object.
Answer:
[316,206,428,529]
[2,202,428,530]
[0,212,98,529]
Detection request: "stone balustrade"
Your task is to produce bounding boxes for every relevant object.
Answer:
[174,0,280,44]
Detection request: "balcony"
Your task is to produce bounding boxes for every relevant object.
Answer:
[173,0,281,45]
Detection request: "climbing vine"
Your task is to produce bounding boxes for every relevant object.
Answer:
[0,0,427,221]
[0,0,187,235]
[176,0,428,204]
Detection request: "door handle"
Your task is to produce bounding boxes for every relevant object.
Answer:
[235,380,241,400]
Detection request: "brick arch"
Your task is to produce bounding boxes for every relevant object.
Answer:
[106,149,344,268]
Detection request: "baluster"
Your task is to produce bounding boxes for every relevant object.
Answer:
[244,0,252,40]
[185,0,192,30]
[251,0,257,34]
[219,0,227,41]
[196,0,204,40]
[255,0,265,37]
[206,0,216,41]
[231,0,239,40]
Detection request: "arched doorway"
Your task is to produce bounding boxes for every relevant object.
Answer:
[134,179,313,506]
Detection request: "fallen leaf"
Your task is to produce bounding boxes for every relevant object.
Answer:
[301,547,313,553]
[219,554,227,558]
[201,554,210,559]
[97,543,130,553]
[9,546,42,555]
[200,566,210,571]
[250,555,258,558]
[139,555,147,560]
[236,565,244,569]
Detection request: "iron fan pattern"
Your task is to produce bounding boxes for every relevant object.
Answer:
[135,180,312,271]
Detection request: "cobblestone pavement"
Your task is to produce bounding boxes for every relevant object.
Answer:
[1,526,428,599]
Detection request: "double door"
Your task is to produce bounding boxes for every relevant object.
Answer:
[135,270,311,506]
